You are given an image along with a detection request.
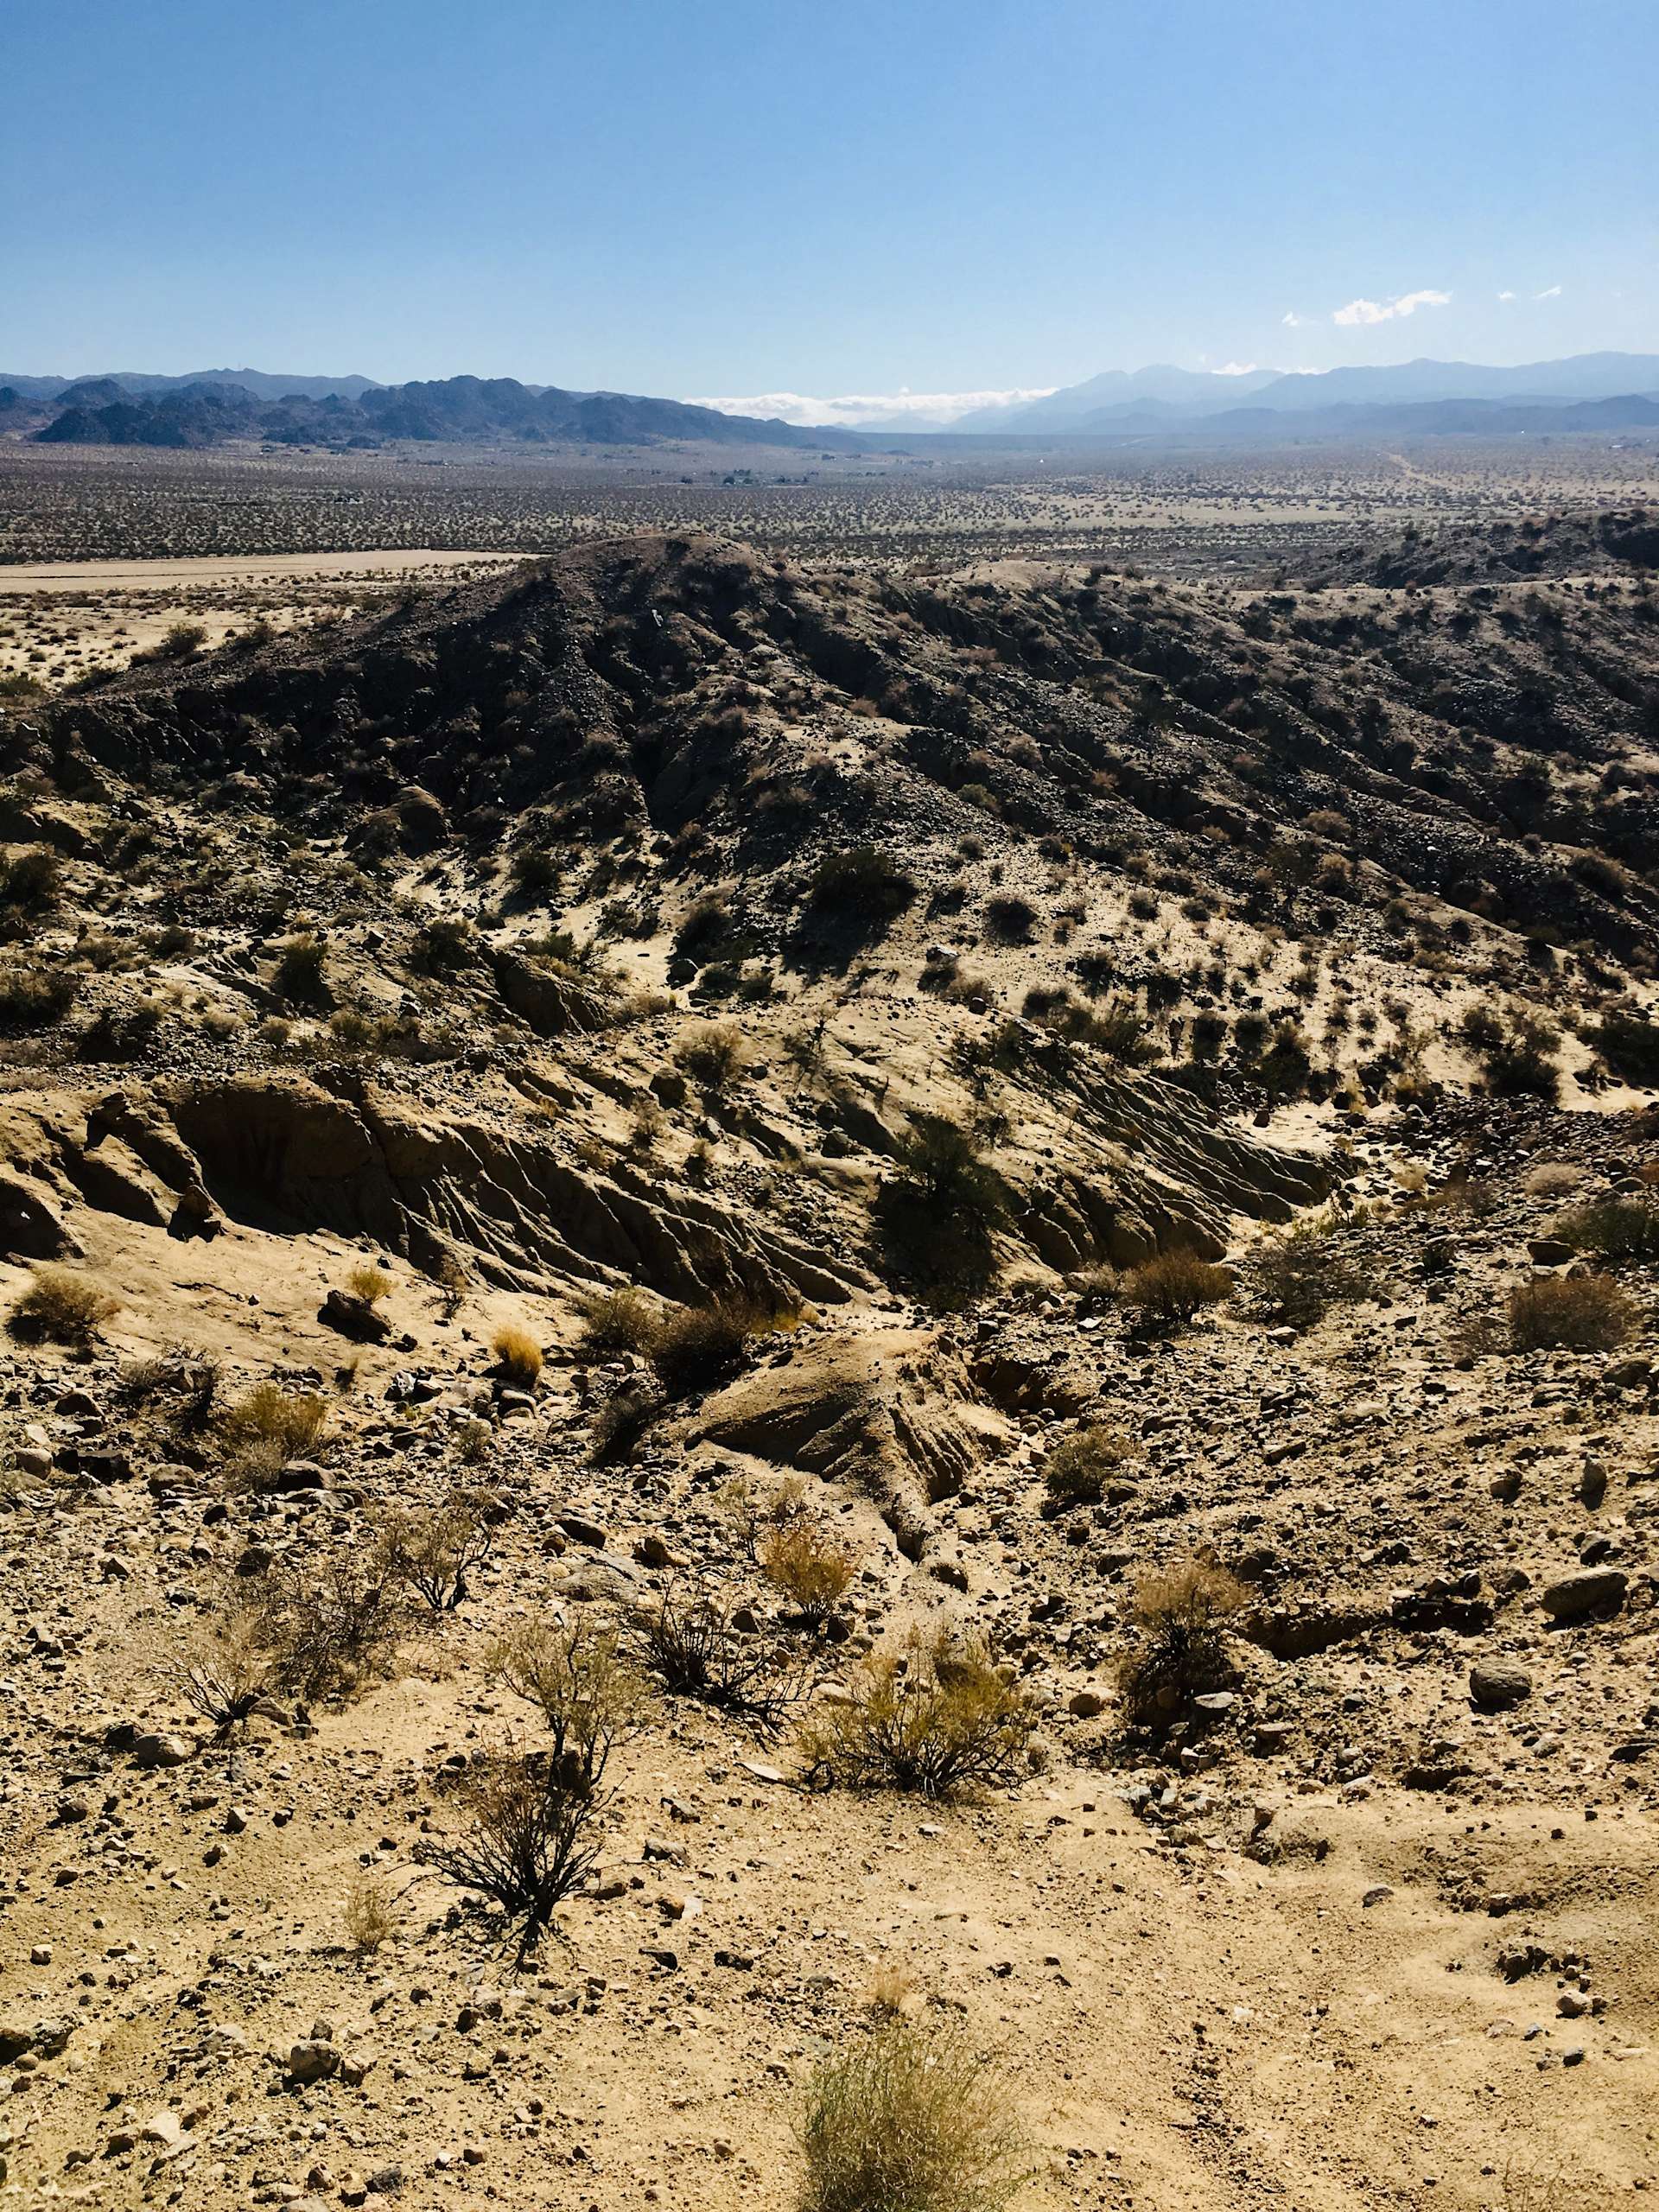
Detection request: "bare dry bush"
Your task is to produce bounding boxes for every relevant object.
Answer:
[649,1294,780,1397]
[715,1471,810,1557]
[797,2014,1029,2212]
[799,1630,1034,1798]
[416,1745,607,1961]
[1042,1424,1132,1511]
[577,1286,658,1356]
[639,1580,810,1734]
[165,1608,274,1737]
[245,1551,404,1703]
[1118,1250,1233,1328]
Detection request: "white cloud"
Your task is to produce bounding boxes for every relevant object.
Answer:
[1534,283,1562,300]
[1281,310,1305,327]
[1214,360,1258,375]
[1497,289,1517,302]
[684,386,1057,429]
[1332,288,1452,327]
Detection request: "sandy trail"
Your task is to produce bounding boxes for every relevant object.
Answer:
[0,548,524,594]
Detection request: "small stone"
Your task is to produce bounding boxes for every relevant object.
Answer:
[286,2039,341,2085]
[1470,1659,1533,1710]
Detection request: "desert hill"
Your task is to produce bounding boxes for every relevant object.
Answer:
[0,527,1655,2209]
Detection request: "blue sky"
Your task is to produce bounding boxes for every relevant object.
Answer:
[5,0,1656,420]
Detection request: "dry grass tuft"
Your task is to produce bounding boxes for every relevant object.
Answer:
[492,1323,544,1386]
[344,1875,397,1956]
[760,1517,861,1624]
[219,1380,328,1462]
[797,2014,1029,2212]
[346,1262,394,1305]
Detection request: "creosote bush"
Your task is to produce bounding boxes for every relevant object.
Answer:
[378,1488,496,1611]
[1042,1423,1132,1511]
[799,1630,1034,1798]
[876,1114,1007,1306]
[7,1267,119,1347]
[487,1617,650,1789]
[1116,1559,1247,1726]
[806,844,916,931]
[1508,1274,1636,1351]
[578,1286,658,1357]
[1117,1250,1233,1329]
[648,1294,783,1397]
[492,1324,544,1387]
[245,1549,404,1703]
[797,2014,1029,2212]
[1555,1197,1659,1263]
[1253,1219,1367,1329]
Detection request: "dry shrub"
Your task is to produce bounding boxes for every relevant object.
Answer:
[1043,1424,1132,1511]
[578,1286,658,1357]
[245,1550,403,1703]
[1118,1250,1233,1328]
[649,1294,779,1397]
[675,1020,749,1091]
[415,1745,606,1961]
[1253,1219,1366,1329]
[219,1380,327,1463]
[716,1470,810,1557]
[486,1617,650,1789]
[797,2014,1029,2212]
[799,1630,1034,1798]
[346,1262,394,1305]
[344,1874,397,1955]
[492,1323,543,1386]
[378,1488,496,1611]
[760,1516,861,1624]
[1555,1196,1659,1263]
[1523,1161,1583,1199]
[165,1609,273,1736]
[1508,1274,1636,1351]
[1116,1559,1246,1726]
[639,1579,809,1734]
[8,1267,119,1347]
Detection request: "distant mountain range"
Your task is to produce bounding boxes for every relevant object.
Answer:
[3,354,1659,454]
[954,352,1659,433]
[0,372,854,452]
